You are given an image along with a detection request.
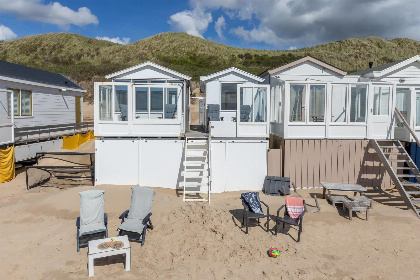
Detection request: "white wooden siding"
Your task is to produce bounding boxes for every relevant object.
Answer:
[272,61,351,82]
[0,79,80,129]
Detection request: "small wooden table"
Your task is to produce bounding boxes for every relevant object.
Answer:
[321,182,367,199]
[343,201,369,221]
[88,235,131,277]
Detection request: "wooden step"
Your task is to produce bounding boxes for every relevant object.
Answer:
[394,167,414,170]
[411,200,420,204]
[184,190,208,194]
[406,191,420,195]
[402,182,420,187]
[184,168,207,172]
[184,161,207,166]
[388,159,408,162]
[383,152,407,155]
[184,199,208,202]
[183,182,209,187]
[397,174,419,178]
[184,174,207,179]
[379,146,402,148]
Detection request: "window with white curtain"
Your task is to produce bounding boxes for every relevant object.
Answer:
[99,85,113,121]
[350,85,367,122]
[331,85,347,123]
[289,85,306,122]
[396,88,410,120]
[373,86,390,115]
[239,87,267,122]
[7,88,32,117]
[309,85,325,122]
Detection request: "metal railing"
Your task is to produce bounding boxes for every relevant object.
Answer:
[14,121,93,144]
[26,151,95,190]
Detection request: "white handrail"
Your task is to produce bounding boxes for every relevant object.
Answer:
[394,107,420,147]
[207,133,212,203]
[183,137,188,202]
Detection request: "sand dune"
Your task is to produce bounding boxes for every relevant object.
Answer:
[1,140,420,279]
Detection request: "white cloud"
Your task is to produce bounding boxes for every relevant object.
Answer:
[168,8,212,38]
[0,25,17,41]
[214,16,226,40]
[0,0,98,28]
[289,46,297,50]
[96,36,130,45]
[171,0,420,47]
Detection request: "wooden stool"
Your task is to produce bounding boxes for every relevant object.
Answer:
[343,201,369,221]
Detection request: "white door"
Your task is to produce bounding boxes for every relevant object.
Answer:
[368,84,393,139]
[236,84,270,137]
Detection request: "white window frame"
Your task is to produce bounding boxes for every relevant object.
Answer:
[329,83,369,126]
[133,83,181,121]
[288,82,327,124]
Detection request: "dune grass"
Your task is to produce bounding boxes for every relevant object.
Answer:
[1,32,420,102]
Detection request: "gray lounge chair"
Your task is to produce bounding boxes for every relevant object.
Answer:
[206,104,221,131]
[118,187,156,246]
[165,104,177,119]
[76,190,108,252]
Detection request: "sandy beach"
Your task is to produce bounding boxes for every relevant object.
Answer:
[1,141,420,279]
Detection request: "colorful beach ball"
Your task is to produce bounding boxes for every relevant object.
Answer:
[269,247,279,258]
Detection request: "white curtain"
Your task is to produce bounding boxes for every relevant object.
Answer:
[254,88,267,122]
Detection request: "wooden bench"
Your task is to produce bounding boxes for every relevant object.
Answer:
[343,201,369,221]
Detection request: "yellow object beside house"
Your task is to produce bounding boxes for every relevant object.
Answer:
[63,131,95,150]
[0,146,15,183]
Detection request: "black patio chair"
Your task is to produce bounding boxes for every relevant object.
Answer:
[240,192,269,234]
[275,197,306,242]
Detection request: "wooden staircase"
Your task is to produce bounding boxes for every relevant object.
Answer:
[182,137,211,202]
[372,139,420,219]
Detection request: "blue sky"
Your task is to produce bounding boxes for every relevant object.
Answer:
[1,0,420,50]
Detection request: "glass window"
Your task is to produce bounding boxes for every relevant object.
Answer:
[20,90,32,116]
[373,86,390,115]
[416,92,420,126]
[239,87,267,122]
[7,89,32,117]
[289,85,306,122]
[7,89,20,116]
[396,88,410,120]
[331,85,347,123]
[254,87,267,122]
[99,85,112,121]
[165,88,178,119]
[309,85,325,122]
[135,87,148,119]
[239,87,253,122]
[350,85,367,122]
[151,87,163,119]
[114,86,128,121]
[221,83,238,110]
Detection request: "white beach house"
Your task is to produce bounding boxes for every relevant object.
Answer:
[263,55,420,218]
[94,64,272,201]
[94,62,192,190]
